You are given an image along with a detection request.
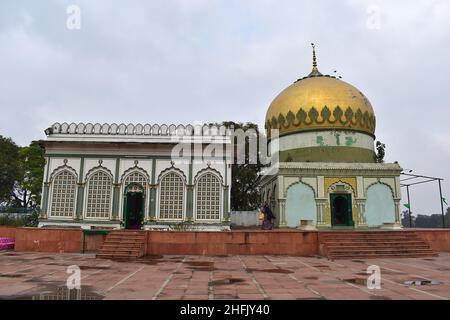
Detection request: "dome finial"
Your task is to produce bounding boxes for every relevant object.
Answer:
[308,43,322,77]
[312,43,317,68]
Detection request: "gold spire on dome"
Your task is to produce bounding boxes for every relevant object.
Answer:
[308,43,322,77]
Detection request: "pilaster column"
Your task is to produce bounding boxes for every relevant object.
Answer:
[356,198,367,228]
[223,185,230,222]
[111,183,121,221]
[75,183,85,220]
[278,198,286,227]
[148,185,157,221]
[394,198,401,224]
[186,184,194,221]
[315,198,327,227]
[75,157,85,220]
[40,182,50,219]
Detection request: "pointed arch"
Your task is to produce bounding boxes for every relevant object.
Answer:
[49,169,77,218]
[158,169,185,220]
[49,163,78,182]
[365,182,396,227]
[327,180,356,195]
[157,166,187,184]
[84,167,113,219]
[194,171,222,221]
[285,181,317,227]
[193,167,223,185]
[285,179,316,197]
[121,166,150,188]
[364,181,395,198]
[85,164,113,182]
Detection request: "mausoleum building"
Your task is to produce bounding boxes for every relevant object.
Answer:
[38,123,232,230]
[260,47,403,229]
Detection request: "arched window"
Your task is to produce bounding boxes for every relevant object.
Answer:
[86,170,113,218]
[159,172,184,220]
[124,171,147,187]
[195,173,221,220]
[50,170,77,217]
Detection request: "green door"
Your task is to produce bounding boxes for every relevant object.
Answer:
[124,192,144,229]
[330,193,354,227]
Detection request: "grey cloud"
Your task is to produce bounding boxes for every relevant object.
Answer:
[0,0,449,216]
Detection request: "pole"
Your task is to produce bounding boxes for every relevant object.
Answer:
[407,185,412,228]
[438,180,445,228]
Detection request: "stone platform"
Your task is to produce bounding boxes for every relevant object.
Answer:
[1,251,450,300]
[1,226,449,258]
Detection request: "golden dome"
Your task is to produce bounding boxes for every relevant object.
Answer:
[265,47,376,137]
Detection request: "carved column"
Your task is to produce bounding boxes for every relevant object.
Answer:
[315,198,327,227]
[278,198,286,227]
[186,185,194,221]
[75,183,85,220]
[356,199,367,228]
[148,185,157,221]
[223,185,230,222]
[394,198,401,225]
[111,183,121,221]
[40,182,50,219]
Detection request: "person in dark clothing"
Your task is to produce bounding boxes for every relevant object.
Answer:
[261,202,275,230]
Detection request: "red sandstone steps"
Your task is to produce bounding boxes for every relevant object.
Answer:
[96,230,147,261]
[319,231,438,260]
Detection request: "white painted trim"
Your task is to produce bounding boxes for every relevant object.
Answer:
[45,134,232,145]
[38,221,121,229]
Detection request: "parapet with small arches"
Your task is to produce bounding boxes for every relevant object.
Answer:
[46,122,233,137]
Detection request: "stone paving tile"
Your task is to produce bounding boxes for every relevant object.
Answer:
[1,251,450,300]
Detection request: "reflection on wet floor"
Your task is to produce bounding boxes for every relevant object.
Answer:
[404,280,441,286]
[3,286,103,300]
[1,251,450,300]
[208,278,245,286]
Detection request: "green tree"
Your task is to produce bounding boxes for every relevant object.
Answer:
[0,136,19,204]
[11,142,45,209]
[401,210,415,227]
[220,121,263,211]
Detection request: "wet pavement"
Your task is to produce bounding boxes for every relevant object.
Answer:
[1,251,450,300]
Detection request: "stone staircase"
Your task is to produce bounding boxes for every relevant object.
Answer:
[96,230,147,261]
[319,231,438,260]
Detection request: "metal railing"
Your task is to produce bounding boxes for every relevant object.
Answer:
[0,207,36,214]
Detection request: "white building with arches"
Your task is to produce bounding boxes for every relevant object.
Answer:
[38,122,232,230]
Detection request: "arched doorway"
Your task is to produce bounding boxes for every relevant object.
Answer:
[365,183,395,227]
[123,183,144,229]
[331,193,353,226]
[285,182,316,228]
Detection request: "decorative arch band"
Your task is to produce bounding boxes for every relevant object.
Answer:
[265,105,376,135]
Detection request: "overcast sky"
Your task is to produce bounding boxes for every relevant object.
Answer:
[1,0,449,216]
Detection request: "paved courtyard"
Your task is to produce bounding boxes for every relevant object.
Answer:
[1,251,450,300]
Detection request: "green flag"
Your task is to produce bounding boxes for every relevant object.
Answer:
[403,203,410,209]
[443,197,448,205]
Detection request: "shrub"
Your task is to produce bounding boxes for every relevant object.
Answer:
[0,210,39,227]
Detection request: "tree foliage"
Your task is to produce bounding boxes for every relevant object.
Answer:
[0,136,19,203]
[401,208,450,228]
[220,121,264,211]
[12,142,45,208]
[0,137,44,209]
